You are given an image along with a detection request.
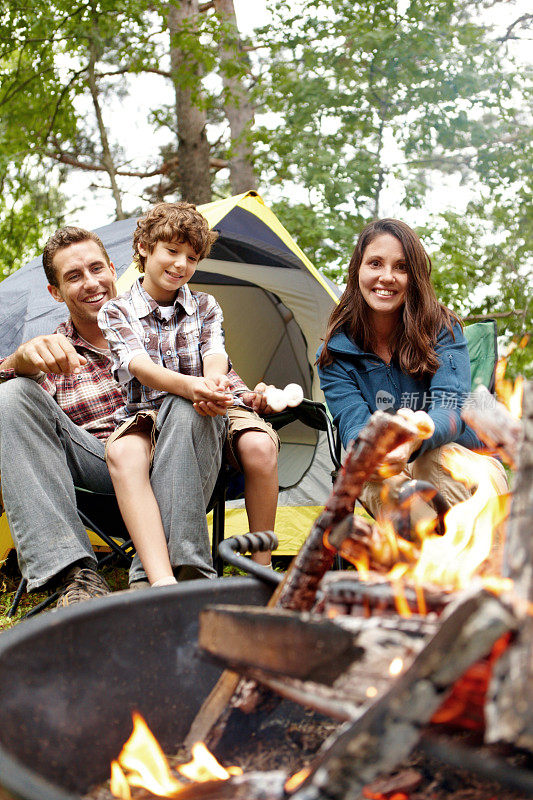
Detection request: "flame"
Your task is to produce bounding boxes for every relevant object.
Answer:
[177,742,242,782]
[110,713,240,798]
[411,449,510,590]
[387,564,412,617]
[495,343,526,419]
[110,761,131,800]
[352,550,370,578]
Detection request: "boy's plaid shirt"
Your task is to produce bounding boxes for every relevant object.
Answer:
[98,279,237,421]
[0,316,247,440]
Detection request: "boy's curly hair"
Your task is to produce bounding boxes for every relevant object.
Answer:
[133,201,218,272]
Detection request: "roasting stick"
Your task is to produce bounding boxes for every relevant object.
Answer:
[185,409,432,750]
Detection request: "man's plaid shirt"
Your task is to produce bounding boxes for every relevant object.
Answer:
[0,319,125,440]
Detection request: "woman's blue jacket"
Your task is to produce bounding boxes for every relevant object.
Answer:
[317,322,483,457]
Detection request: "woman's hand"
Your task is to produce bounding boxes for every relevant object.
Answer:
[370,437,423,482]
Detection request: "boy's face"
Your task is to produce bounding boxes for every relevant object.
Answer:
[138,239,200,304]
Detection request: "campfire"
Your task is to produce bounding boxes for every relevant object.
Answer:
[96,376,532,800]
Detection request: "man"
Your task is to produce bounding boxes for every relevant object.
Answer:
[0,226,235,607]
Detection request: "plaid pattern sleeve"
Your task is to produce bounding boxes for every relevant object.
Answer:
[38,320,126,440]
[227,368,249,395]
[198,295,227,358]
[98,297,147,380]
[0,362,17,381]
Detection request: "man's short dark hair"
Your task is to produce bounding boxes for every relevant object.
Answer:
[43,227,110,287]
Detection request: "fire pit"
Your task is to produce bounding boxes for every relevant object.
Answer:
[0,577,276,800]
[0,383,530,800]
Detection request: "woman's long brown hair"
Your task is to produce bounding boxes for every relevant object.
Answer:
[318,219,459,378]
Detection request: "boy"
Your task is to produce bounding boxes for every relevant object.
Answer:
[98,202,278,587]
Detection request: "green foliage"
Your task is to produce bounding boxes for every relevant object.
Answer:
[0,159,66,279]
[252,0,531,373]
[0,0,530,378]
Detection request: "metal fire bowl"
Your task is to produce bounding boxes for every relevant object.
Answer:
[0,577,274,800]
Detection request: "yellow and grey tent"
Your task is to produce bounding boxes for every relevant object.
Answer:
[0,191,340,558]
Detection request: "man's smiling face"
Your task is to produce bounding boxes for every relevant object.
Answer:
[47,240,117,329]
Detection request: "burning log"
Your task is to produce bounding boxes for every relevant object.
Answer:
[271,410,423,612]
[461,385,522,469]
[317,571,453,617]
[198,604,435,721]
[486,380,533,751]
[286,587,518,800]
[186,411,422,750]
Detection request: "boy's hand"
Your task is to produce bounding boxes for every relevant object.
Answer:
[14,334,87,376]
[207,373,232,392]
[189,376,232,417]
[240,382,276,415]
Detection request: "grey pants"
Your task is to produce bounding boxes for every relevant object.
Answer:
[0,379,225,590]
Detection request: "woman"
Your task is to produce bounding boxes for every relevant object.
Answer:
[317,218,507,521]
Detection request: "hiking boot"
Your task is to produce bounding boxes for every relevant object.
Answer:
[55,565,111,608]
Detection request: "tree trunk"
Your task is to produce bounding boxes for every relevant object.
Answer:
[87,26,125,220]
[167,0,212,204]
[214,0,257,194]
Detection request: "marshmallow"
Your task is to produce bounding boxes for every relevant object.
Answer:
[397,407,415,421]
[283,383,304,407]
[265,387,287,412]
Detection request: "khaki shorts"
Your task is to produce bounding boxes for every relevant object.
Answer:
[105,404,280,471]
[225,406,280,469]
[105,409,159,463]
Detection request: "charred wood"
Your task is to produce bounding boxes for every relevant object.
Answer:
[418,731,533,796]
[200,605,435,720]
[486,380,533,752]
[317,571,452,617]
[272,411,420,612]
[287,588,517,800]
[186,412,420,749]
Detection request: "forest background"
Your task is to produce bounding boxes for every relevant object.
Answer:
[0,0,531,375]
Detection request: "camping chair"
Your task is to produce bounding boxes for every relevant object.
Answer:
[6,480,232,618]
[6,488,135,619]
[463,319,498,393]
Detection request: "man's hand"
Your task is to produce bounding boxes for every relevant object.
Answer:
[13,334,87,376]
[240,382,276,415]
[190,376,232,417]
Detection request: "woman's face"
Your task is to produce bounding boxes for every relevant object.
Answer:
[358,233,408,320]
